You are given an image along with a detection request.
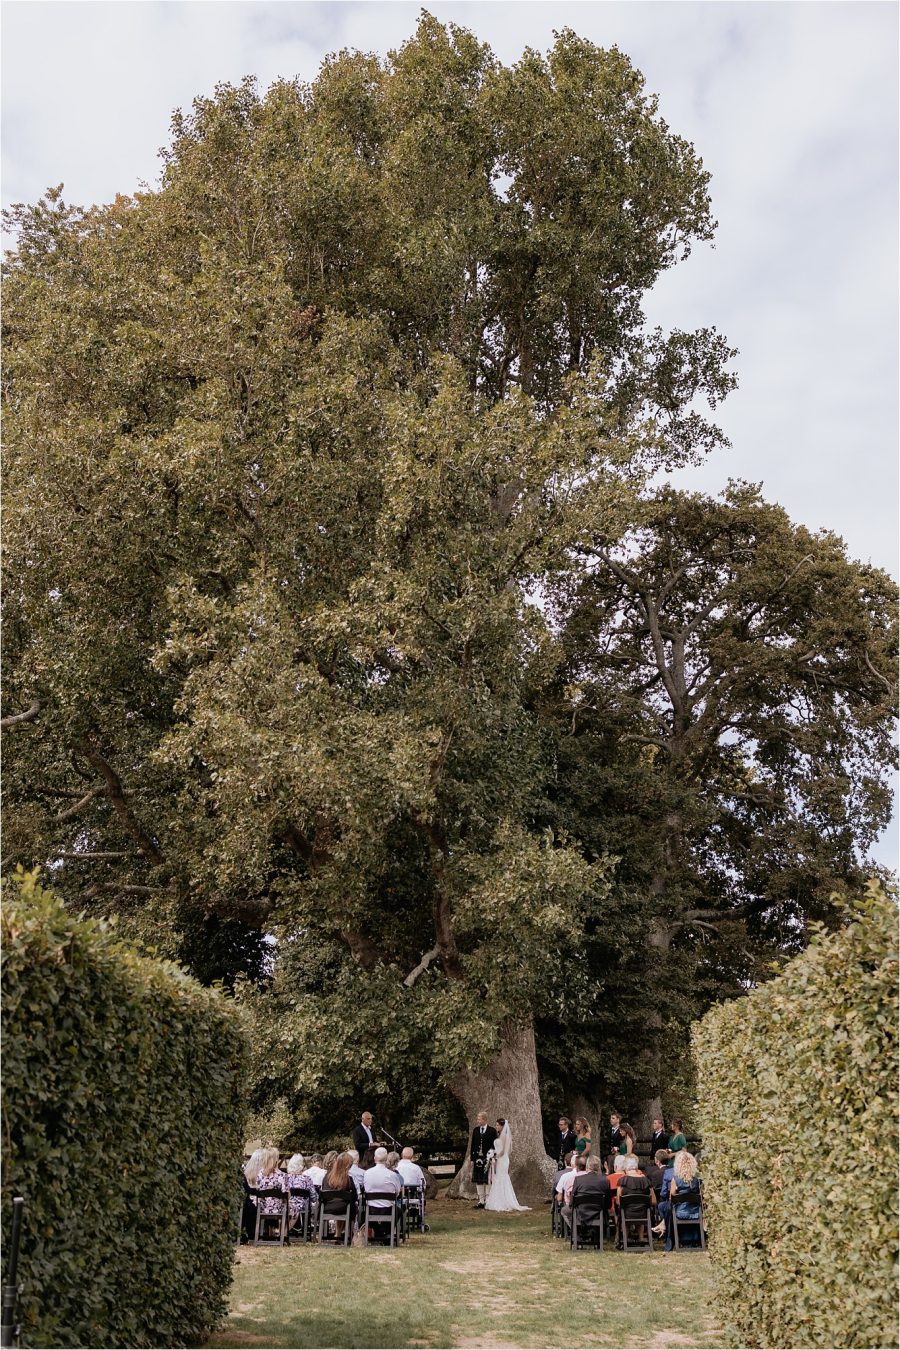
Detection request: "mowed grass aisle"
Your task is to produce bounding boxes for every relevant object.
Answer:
[207,1200,723,1349]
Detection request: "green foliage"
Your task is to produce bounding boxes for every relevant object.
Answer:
[694,879,899,1349]
[1,869,249,1349]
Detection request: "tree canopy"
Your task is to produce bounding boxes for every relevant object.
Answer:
[3,14,895,1157]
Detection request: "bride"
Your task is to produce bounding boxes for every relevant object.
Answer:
[484,1118,530,1212]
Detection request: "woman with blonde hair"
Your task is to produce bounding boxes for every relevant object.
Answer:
[248,1146,288,1219]
[573,1117,592,1158]
[663,1149,702,1251]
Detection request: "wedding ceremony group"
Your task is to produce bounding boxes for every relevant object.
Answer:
[2,2,897,1348]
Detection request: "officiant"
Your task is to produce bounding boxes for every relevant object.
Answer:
[469,1111,498,1208]
[352,1110,375,1157]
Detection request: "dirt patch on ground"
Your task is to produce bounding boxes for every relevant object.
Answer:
[643,1333,719,1347]
[205,1335,272,1347]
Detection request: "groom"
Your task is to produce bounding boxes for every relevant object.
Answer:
[469,1111,498,1208]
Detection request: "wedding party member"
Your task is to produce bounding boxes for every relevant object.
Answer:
[573,1117,592,1158]
[352,1112,375,1157]
[616,1122,637,1156]
[667,1118,688,1158]
[607,1112,623,1170]
[556,1117,578,1167]
[650,1118,669,1157]
[485,1118,530,1212]
[470,1112,498,1208]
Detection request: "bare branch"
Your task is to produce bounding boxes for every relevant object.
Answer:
[403,944,441,988]
[0,699,42,729]
[57,851,131,860]
[864,649,893,695]
[56,786,104,821]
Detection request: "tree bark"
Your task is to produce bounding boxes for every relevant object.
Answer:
[445,1021,555,1203]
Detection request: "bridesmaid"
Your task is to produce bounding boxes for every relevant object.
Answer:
[573,1117,592,1158]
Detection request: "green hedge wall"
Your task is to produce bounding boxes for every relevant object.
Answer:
[694,880,899,1349]
[2,870,250,1348]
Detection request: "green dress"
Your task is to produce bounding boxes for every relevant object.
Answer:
[575,1136,589,1156]
[668,1132,687,1154]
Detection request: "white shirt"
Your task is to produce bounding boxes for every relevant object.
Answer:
[349,1163,366,1193]
[555,1167,575,1196]
[304,1166,326,1185]
[364,1163,402,1208]
[397,1159,426,1189]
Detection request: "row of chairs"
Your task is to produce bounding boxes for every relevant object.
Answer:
[551,1185,707,1253]
[248,1183,426,1248]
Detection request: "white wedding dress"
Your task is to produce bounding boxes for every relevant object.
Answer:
[484,1123,530,1212]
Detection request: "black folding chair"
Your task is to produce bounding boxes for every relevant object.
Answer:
[287,1186,312,1243]
[550,1189,563,1238]
[316,1190,354,1246]
[403,1184,424,1233]
[253,1188,288,1246]
[619,1187,654,1252]
[671,1183,706,1251]
[570,1192,605,1251]
[363,1192,401,1247]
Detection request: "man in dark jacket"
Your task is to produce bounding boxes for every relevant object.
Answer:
[470,1112,498,1208]
[555,1117,578,1168]
[567,1156,609,1241]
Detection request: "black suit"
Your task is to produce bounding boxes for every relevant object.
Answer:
[470,1124,498,1186]
[352,1122,375,1157]
[556,1128,578,1166]
[650,1130,668,1159]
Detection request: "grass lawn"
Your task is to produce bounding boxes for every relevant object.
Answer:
[207,1198,723,1349]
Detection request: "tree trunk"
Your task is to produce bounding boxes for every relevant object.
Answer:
[445,1021,555,1203]
[635,912,672,1135]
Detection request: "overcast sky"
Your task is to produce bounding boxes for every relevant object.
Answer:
[3,0,897,863]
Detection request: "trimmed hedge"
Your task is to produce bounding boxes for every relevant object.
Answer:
[694,880,899,1349]
[2,870,249,1348]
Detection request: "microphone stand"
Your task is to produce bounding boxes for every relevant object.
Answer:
[375,1120,401,1150]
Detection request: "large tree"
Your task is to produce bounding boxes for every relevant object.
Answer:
[2,18,738,1190]
[537,482,897,1130]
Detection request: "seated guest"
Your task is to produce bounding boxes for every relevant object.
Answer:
[385,1150,401,1171]
[363,1147,402,1209]
[554,1152,577,1207]
[644,1149,667,1204]
[553,1150,576,1193]
[569,1155,609,1234]
[561,1155,587,1222]
[650,1117,668,1157]
[322,1149,339,1173]
[362,1145,379,1170]
[652,1155,677,1236]
[321,1151,359,1238]
[617,1154,654,1246]
[247,1147,288,1223]
[397,1147,426,1190]
[241,1148,265,1241]
[663,1149,703,1251]
[285,1154,316,1229]
[347,1149,367,1195]
[304,1153,326,1186]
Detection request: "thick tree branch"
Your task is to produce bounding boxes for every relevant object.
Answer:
[403,944,441,988]
[73,740,164,866]
[58,850,132,860]
[0,699,42,729]
[56,786,104,821]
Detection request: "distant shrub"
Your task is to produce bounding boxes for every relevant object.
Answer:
[694,880,899,1348]
[2,870,249,1348]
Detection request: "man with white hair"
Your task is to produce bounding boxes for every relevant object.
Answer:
[347,1149,366,1196]
[397,1146,429,1232]
[363,1146,402,1210]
